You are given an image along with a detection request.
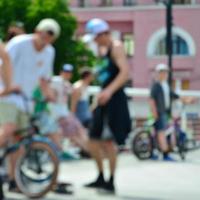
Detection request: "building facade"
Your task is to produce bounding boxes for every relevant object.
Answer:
[70,0,200,90]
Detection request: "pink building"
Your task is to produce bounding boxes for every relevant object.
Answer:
[70,0,200,90]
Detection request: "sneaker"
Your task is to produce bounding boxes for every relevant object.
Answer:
[8,180,21,193]
[102,181,115,194]
[53,183,73,195]
[85,176,105,189]
[163,155,176,162]
[60,151,79,161]
[150,154,159,160]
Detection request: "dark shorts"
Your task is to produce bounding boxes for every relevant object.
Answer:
[89,90,131,145]
[154,114,168,132]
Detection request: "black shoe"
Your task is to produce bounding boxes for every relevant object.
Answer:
[53,183,73,195]
[85,176,105,189]
[8,180,21,193]
[102,181,115,194]
[0,178,4,200]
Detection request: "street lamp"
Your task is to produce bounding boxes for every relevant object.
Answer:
[155,0,173,115]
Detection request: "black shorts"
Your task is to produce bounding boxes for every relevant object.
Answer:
[89,90,131,145]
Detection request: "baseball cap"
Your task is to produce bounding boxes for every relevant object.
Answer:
[62,64,74,72]
[155,63,169,72]
[36,18,61,38]
[85,18,110,38]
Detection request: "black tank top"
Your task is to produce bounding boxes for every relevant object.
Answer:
[97,45,123,90]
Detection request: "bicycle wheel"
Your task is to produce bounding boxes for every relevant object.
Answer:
[177,131,187,160]
[15,141,59,199]
[132,130,153,160]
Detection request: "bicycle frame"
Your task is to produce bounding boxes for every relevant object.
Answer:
[0,92,60,164]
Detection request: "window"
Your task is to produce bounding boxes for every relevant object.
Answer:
[147,27,196,57]
[173,0,192,4]
[155,35,189,56]
[123,34,135,57]
[78,0,85,7]
[100,0,112,6]
[182,80,190,90]
[123,0,136,6]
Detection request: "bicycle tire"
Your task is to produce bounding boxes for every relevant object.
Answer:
[132,129,153,160]
[15,141,59,199]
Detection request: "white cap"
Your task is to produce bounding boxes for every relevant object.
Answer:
[155,63,169,72]
[36,18,61,38]
[62,64,74,72]
[85,18,110,37]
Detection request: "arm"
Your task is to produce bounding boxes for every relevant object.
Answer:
[70,87,81,113]
[170,90,195,104]
[149,83,158,119]
[40,79,56,102]
[0,44,12,90]
[170,90,179,100]
[98,41,129,105]
[149,98,158,120]
[107,41,129,94]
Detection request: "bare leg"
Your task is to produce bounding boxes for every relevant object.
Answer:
[0,123,15,147]
[101,140,117,192]
[84,139,105,188]
[157,132,169,152]
[48,132,63,150]
[102,140,117,176]
[88,139,103,173]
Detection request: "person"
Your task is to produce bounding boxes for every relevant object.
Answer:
[6,21,25,42]
[0,44,21,199]
[84,18,131,193]
[149,63,194,161]
[71,67,93,128]
[0,18,61,192]
[50,64,88,152]
[0,43,20,147]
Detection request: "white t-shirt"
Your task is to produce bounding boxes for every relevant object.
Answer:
[0,34,55,111]
[161,81,170,109]
[73,81,90,101]
[48,76,71,119]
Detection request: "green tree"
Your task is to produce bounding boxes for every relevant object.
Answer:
[0,0,96,79]
[0,0,30,38]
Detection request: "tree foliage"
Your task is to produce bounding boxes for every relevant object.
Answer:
[0,0,96,79]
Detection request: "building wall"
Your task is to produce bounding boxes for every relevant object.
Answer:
[134,7,200,89]
[70,1,200,90]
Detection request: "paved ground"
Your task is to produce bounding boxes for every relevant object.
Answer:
[5,149,200,200]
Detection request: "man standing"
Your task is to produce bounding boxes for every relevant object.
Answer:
[0,18,60,191]
[84,18,131,193]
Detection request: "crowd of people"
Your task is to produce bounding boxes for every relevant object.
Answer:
[0,16,196,198]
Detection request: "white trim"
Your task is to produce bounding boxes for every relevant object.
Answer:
[71,5,200,12]
[147,26,196,57]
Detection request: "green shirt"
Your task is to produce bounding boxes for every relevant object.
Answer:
[32,87,48,114]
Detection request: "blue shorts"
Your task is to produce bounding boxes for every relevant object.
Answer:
[154,114,168,132]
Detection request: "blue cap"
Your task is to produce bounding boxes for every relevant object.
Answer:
[62,64,74,72]
[85,18,110,37]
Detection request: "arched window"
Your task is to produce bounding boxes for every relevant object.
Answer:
[147,27,196,57]
[155,35,189,56]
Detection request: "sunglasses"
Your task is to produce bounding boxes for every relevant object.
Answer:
[46,30,55,37]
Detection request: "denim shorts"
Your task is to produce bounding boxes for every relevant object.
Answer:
[154,114,168,132]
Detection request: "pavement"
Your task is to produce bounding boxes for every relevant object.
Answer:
[5,149,200,200]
